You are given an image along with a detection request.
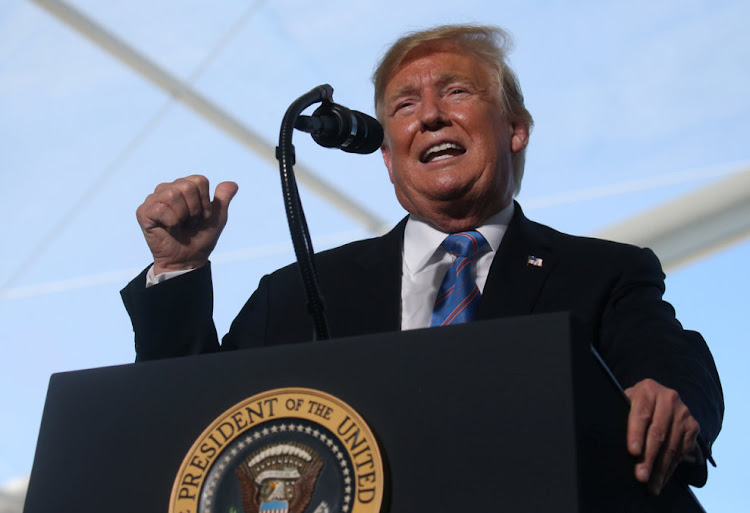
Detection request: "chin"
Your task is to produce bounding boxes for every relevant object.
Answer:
[425,178,477,201]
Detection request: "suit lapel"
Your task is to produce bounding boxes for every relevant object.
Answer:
[348,218,406,334]
[478,203,557,319]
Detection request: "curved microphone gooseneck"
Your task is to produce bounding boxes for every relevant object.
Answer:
[276,84,383,341]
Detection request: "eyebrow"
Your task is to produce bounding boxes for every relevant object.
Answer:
[436,72,474,88]
[385,71,476,106]
[385,83,419,106]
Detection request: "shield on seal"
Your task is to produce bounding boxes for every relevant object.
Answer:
[259,499,288,513]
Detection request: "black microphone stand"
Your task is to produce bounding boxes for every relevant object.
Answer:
[276,84,335,341]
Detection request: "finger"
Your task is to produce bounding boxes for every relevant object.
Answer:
[624,385,653,460]
[136,191,184,230]
[638,387,679,488]
[183,175,212,218]
[150,184,193,225]
[649,408,699,495]
[172,176,210,220]
[647,416,679,494]
[681,416,700,458]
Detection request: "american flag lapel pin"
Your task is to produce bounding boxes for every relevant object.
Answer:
[527,255,543,267]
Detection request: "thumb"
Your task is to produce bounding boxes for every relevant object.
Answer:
[211,181,239,228]
[212,181,239,212]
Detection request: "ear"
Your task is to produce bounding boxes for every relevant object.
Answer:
[510,123,530,153]
[381,142,395,184]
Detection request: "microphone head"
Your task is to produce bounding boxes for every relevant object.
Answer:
[344,110,384,154]
[310,102,384,154]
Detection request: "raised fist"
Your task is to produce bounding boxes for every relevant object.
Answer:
[135,175,238,274]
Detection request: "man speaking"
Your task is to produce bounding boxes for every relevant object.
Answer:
[121,25,723,496]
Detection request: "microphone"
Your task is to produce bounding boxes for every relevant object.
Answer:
[294,101,384,154]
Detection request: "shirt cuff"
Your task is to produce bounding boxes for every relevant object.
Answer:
[145,265,195,288]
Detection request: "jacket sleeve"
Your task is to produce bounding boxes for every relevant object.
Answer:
[120,263,220,360]
[597,247,724,484]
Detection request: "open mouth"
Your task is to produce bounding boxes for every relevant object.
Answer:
[420,142,466,163]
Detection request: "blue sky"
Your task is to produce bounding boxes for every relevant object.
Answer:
[1,0,748,510]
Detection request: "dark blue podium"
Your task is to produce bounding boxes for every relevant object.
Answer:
[24,313,705,512]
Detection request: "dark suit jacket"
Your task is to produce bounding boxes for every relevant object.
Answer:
[121,203,723,479]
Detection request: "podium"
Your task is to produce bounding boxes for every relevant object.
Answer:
[24,313,705,512]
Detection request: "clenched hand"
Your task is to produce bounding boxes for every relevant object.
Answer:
[136,175,238,274]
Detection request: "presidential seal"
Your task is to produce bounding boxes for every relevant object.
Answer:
[170,388,384,513]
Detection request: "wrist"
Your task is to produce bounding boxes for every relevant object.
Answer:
[153,259,208,276]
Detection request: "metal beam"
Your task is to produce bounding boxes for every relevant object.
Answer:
[594,167,750,272]
[29,0,390,234]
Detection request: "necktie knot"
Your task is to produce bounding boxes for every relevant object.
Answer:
[441,231,488,259]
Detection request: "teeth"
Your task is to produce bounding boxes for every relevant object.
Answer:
[424,142,462,158]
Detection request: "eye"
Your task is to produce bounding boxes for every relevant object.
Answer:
[448,86,472,98]
[392,100,415,116]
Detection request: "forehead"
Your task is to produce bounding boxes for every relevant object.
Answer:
[384,42,491,96]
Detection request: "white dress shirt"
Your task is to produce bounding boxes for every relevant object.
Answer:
[400,202,514,330]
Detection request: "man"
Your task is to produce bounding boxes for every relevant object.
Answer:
[121,25,722,496]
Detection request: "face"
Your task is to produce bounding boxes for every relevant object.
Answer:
[380,43,528,232]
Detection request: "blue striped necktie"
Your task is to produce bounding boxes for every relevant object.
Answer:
[430,231,489,327]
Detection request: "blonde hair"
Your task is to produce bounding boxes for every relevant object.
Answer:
[372,25,533,193]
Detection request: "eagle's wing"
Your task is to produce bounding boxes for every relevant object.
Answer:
[234,466,260,513]
[290,460,324,513]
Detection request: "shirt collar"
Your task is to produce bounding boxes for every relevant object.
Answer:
[403,202,514,275]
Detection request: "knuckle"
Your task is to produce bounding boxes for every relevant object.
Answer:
[154,181,172,193]
[137,196,159,219]
[184,175,209,193]
[630,379,660,397]
[186,174,208,184]
[676,406,692,424]
[648,427,666,444]
[685,419,700,438]
[663,389,680,404]
[161,187,182,203]
[149,202,170,221]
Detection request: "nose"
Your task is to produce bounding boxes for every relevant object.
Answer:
[418,91,449,130]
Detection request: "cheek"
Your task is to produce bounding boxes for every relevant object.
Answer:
[387,119,420,151]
